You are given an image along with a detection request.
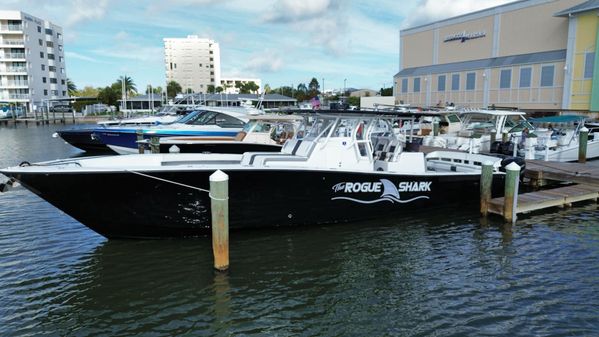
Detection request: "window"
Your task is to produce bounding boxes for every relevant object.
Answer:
[401,78,408,93]
[45,28,53,35]
[451,74,460,91]
[50,78,57,84]
[413,78,420,92]
[58,45,62,51]
[46,41,53,47]
[49,66,56,72]
[210,58,213,61]
[437,75,446,91]
[60,68,65,74]
[51,90,58,95]
[199,63,202,67]
[41,64,45,71]
[540,65,554,87]
[209,51,213,54]
[47,54,55,60]
[466,72,475,90]
[62,90,66,96]
[40,51,44,58]
[61,79,65,85]
[584,52,595,79]
[37,26,41,33]
[44,89,48,96]
[57,33,62,39]
[210,71,214,75]
[519,67,532,88]
[42,77,47,83]
[38,39,42,46]
[500,69,511,89]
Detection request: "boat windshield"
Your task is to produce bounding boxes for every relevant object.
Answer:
[175,110,205,124]
[507,120,534,133]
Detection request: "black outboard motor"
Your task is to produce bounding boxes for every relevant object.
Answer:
[499,156,526,174]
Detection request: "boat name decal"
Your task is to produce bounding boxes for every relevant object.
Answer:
[331,179,431,204]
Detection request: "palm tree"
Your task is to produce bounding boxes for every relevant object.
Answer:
[117,75,137,98]
[66,78,77,96]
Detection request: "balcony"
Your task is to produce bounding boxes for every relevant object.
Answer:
[0,24,23,32]
[0,81,29,88]
[0,67,27,74]
[0,93,29,100]
[0,39,25,46]
[1,52,26,60]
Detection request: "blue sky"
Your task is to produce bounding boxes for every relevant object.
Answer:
[6,0,511,92]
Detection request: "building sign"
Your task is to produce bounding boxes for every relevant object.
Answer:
[23,15,42,25]
[444,30,486,43]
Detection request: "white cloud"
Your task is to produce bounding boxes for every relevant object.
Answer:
[244,50,284,73]
[65,51,111,64]
[64,0,110,27]
[402,0,513,28]
[262,0,335,23]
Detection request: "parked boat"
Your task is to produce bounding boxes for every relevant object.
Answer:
[517,115,599,162]
[1,110,509,239]
[94,107,256,155]
[54,105,193,153]
[143,114,302,154]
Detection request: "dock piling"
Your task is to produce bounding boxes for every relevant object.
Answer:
[433,120,439,136]
[136,129,145,154]
[480,161,494,217]
[210,170,229,272]
[503,162,521,224]
[150,137,160,153]
[578,126,588,164]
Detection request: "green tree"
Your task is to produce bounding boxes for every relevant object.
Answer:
[77,86,99,97]
[185,88,194,94]
[167,81,182,98]
[380,87,393,96]
[97,86,119,108]
[272,86,293,97]
[242,81,260,94]
[145,86,162,95]
[308,77,320,99]
[215,86,224,93]
[117,76,137,96]
[207,84,215,93]
[263,84,272,94]
[67,78,77,96]
[347,96,360,107]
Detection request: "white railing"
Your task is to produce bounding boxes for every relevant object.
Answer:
[0,94,30,100]
[2,53,26,59]
[3,67,27,73]
[0,40,25,45]
[0,24,23,31]
[1,81,29,87]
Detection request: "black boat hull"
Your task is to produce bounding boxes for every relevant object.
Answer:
[5,169,504,239]
[158,142,282,154]
[57,129,114,153]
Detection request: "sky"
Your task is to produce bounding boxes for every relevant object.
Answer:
[5,0,513,92]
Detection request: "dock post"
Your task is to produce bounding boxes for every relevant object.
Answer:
[578,126,589,164]
[136,129,145,154]
[480,161,494,216]
[150,136,160,153]
[433,120,439,136]
[503,162,521,224]
[210,170,229,272]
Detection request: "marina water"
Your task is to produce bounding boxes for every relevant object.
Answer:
[1,124,599,336]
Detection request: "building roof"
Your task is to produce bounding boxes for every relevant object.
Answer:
[395,49,566,77]
[554,0,599,17]
[122,94,162,102]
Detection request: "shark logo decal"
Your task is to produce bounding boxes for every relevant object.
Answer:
[331,179,431,204]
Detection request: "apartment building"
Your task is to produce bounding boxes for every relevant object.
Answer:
[164,35,221,93]
[219,77,262,94]
[394,0,599,113]
[0,10,68,114]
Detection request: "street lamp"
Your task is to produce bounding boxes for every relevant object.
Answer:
[343,78,347,96]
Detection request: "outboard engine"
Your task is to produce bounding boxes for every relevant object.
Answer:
[499,156,526,174]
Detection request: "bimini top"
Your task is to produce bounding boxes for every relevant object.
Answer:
[459,109,527,116]
[529,115,585,123]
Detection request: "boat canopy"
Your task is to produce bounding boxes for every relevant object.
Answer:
[529,115,585,124]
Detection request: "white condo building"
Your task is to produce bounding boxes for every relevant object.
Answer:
[0,10,68,114]
[164,35,221,94]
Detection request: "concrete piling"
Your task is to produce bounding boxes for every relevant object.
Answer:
[210,170,229,272]
[578,126,589,164]
[503,162,521,224]
[480,161,494,217]
[136,129,145,154]
[433,120,439,136]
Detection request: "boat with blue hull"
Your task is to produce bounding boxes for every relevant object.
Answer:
[1,110,509,239]
[94,107,254,154]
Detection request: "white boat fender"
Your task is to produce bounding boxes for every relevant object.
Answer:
[52,132,59,138]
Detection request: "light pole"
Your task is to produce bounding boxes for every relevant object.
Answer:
[343,78,347,96]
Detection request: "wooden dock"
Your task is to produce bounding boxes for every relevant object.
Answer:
[486,160,599,217]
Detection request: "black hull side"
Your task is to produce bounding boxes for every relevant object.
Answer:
[57,129,114,153]
[7,169,504,239]
[159,142,282,154]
